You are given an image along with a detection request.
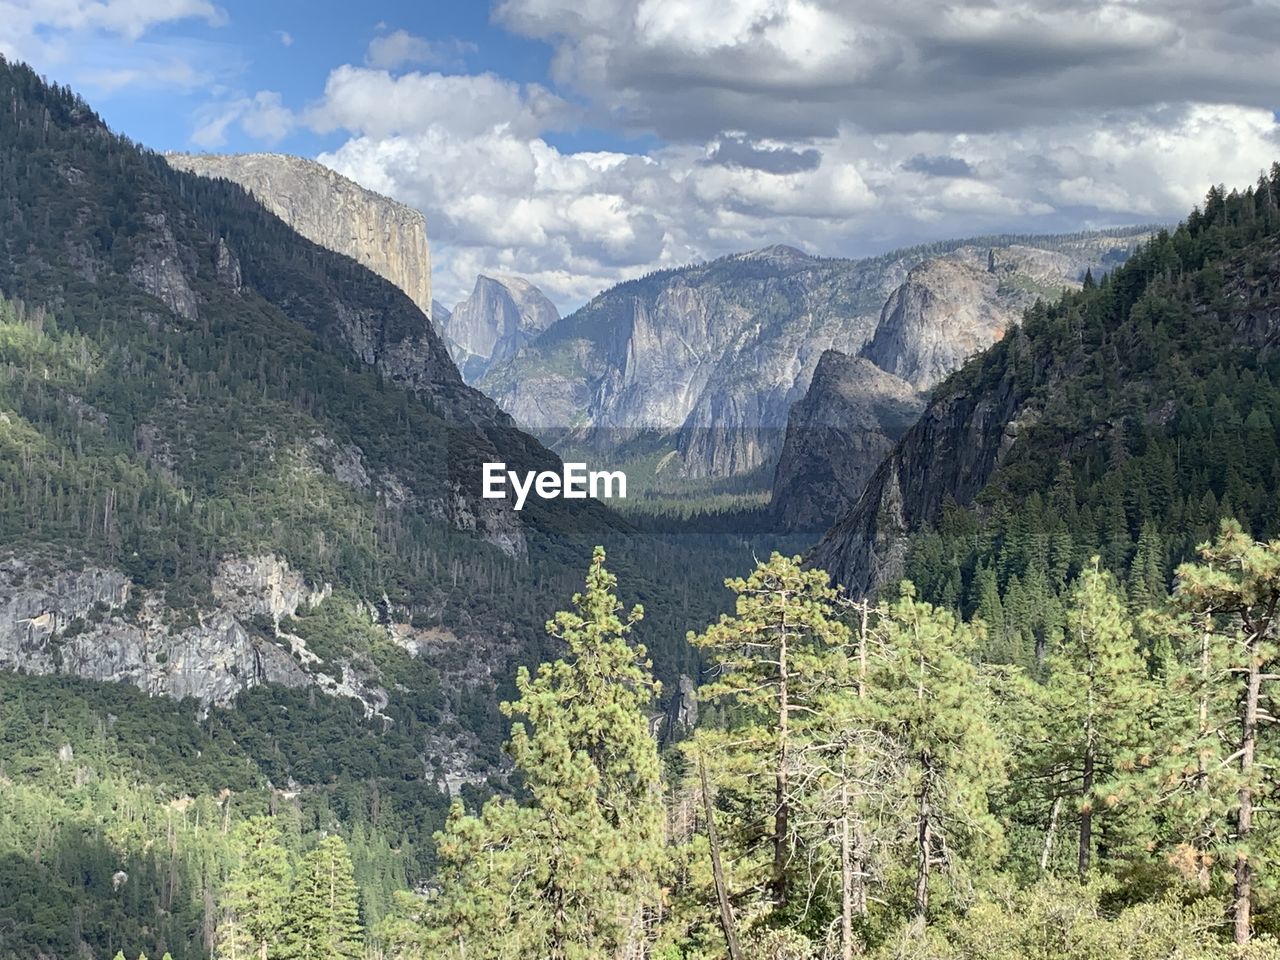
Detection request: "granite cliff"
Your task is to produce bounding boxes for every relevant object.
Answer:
[481,234,1147,481]
[770,352,924,530]
[768,242,1126,528]
[808,223,1280,597]
[444,274,560,382]
[165,152,434,320]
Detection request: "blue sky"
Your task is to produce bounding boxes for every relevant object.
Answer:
[53,2,558,155]
[4,0,1278,311]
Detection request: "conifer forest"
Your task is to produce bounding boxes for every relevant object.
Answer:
[3,13,1280,960]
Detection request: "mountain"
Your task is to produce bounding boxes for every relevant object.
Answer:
[481,235,1148,482]
[768,243,1105,529]
[769,351,924,530]
[0,58,636,772]
[443,274,560,382]
[165,152,434,320]
[811,175,1280,621]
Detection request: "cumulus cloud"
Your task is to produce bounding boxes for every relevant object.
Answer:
[169,0,1280,312]
[303,66,568,139]
[495,0,1280,140]
[313,102,1279,310]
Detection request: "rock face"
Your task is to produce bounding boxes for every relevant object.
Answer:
[769,244,1092,527]
[444,275,560,382]
[863,256,1005,389]
[808,236,1280,598]
[770,352,924,530]
[165,152,433,320]
[481,234,1148,479]
[0,553,320,707]
[807,355,1032,596]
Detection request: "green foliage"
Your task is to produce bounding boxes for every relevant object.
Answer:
[282,834,364,960]
[421,548,666,959]
[689,553,852,926]
[217,818,292,960]
[905,177,1280,642]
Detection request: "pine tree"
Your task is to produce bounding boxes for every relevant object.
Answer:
[1144,521,1280,944]
[217,817,291,960]
[875,584,1005,924]
[282,834,363,960]
[688,553,850,917]
[425,547,665,959]
[1045,561,1152,878]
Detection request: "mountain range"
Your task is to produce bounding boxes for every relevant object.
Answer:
[474,234,1147,491]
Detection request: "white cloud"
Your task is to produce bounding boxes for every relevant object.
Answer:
[303,66,568,139]
[312,100,1279,311]
[0,0,226,94]
[191,90,293,147]
[365,29,477,71]
[154,0,1280,314]
[0,0,224,44]
[277,30,293,47]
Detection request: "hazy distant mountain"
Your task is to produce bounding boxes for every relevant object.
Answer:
[443,274,560,382]
[481,233,1148,481]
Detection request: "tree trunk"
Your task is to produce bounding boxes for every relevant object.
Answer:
[840,780,854,960]
[700,759,743,960]
[913,755,932,924]
[1197,615,1212,893]
[772,613,790,909]
[1234,644,1261,945]
[1040,796,1063,874]
[1078,743,1094,879]
[851,600,870,923]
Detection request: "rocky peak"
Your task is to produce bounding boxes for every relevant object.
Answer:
[481,230,1147,481]
[164,152,433,319]
[859,256,1014,390]
[444,274,560,383]
[770,352,925,530]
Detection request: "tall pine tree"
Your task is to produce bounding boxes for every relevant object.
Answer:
[425,547,665,959]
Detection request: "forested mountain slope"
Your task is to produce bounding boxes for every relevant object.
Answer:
[164,151,435,322]
[812,170,1280,665]
[0,58,747,959]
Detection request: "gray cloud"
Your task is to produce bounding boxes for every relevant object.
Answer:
[495,0,1280,141]
[706,135,822,173]
[193,0,1280,313]
[903,154,975,178]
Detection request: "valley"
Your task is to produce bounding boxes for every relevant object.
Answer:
[3,39,1280,960]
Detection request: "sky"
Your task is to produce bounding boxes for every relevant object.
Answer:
[3,0,1279,313]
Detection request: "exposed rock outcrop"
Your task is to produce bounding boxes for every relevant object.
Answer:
[768,242,1146,527]
[0,553,319,707]
[770,352,924,530]
[128,212,199,322]
[445,275,560,382]
[861,256,1014,390]
[165,152,433,318]
[482,234,1148,479]
[808,332,1037,596]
